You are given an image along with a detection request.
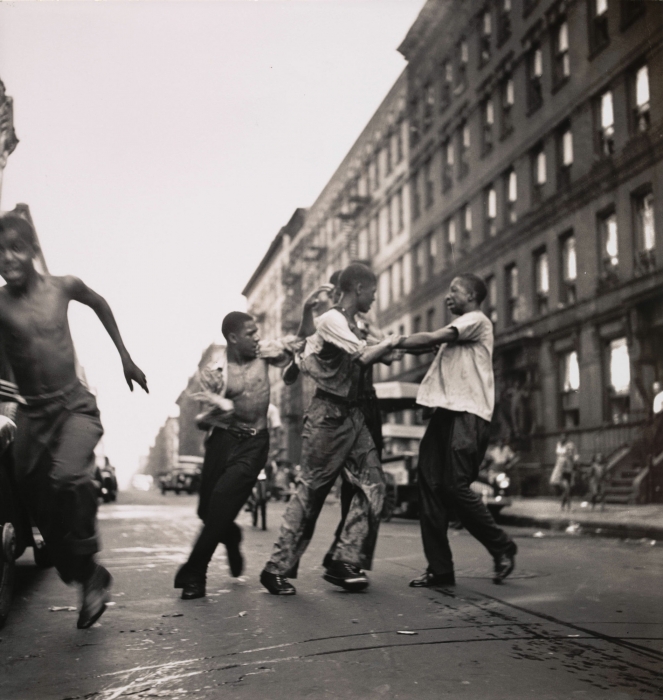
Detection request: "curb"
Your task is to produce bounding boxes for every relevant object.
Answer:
[497,512,663,541]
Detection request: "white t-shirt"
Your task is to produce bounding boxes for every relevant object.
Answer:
[653,391,663,415]
[416,310,495,423]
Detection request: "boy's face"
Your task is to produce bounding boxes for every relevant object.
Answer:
[230,320,260,360]
[356,282,377,313]
[0,227,36,288]
[446,278,474,315]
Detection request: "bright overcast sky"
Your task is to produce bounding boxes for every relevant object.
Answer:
[0,0,424,485]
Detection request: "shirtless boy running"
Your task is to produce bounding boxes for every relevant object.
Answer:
[0,213,148,629]
[174,311,300,599]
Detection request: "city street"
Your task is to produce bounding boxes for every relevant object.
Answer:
[1,493,662,700]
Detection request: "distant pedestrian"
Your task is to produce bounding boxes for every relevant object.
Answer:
[395,274,517,587]
[551,433,579,511]
[0,213,148,628]
[587,453,605,511]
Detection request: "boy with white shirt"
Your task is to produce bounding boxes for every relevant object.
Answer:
[396,274,517,586]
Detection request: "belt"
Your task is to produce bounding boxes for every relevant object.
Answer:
[314,389,361,408]
[222,425,268,439]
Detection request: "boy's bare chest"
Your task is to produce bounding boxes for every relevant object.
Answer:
[1,289,69,341]
[225,360,269,399]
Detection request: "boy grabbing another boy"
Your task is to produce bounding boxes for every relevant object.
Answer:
[396,274,517,587]
[0,213,148,628]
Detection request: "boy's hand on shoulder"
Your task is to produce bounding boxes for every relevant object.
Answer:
[122,357,149,393]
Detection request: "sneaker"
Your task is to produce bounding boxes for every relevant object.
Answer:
[493,543,517,584]
[260,570,296,595]
[77,564,113,629]
[409,571,456,588]
[323,561,369,592]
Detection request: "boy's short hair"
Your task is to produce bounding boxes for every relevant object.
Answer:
[329,270,342,287]
[339,263,376,293]
[0,213,38,249]
[222,311,253,340]
[455,273,487,305]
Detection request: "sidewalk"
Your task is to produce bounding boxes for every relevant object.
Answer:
[498,497,663,540]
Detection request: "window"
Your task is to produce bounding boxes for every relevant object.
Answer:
[369,214,379,256]
[524,0,539,17]
[482,97,494,155]
[620,0,646,29]
[596,90,615,156]
[560,231,577,304]
[379,270,390,311]
[461,204,472,252]
[527,45,544,114]
[386,196,394,243]
[385,135,393,176]
[412,170,421,220]
[588,0,609,54]
[445,218,457,267]
[607,337,630,423]
[506,263,520,325]
[396,121,404,163]
[597,209,619,288]
[633,189,656,274]
[632,64,650,133]
[410,97,421,148]
[414,240,426,286]
[534,248,549,314]
[358,228,368,260]
[440,60,453,112]
[391,259,403,301]
[485,275,498,323]
[424,158,434,209]
[531,144,547,203]
[460,122,470,178]
[426,307,435,332]
[423,83,434,134]
[479,8,492,67]
[501,76,515,138]
[505,168,517,224]
[498,0,512,46]
[442,138,454,191]
[485,186,497,237]
[552,20,571,88]
[456,39,469,94]
[427,230,437,277]
[413,315,423,365]
[395,188,404,232]
[557,122,573,189]
[560,350,580,427]
[374,151,381,190]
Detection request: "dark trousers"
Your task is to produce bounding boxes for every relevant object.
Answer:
[186,427,269,575]
[418,409,513,576]
[13,382,103,584]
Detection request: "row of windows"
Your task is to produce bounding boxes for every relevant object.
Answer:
[409,0,648,147]
[412,58,650,216]
[483,186,656,327]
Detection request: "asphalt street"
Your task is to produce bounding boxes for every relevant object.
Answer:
[1,491,662,700]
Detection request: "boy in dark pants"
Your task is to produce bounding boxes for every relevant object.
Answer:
[396,274,517,586]
[0,213,148,628]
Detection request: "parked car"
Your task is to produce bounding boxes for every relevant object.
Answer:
[94,457,118,503]
[159,457,203,495]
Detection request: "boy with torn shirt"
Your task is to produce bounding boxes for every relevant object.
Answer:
[260,263,400,596]
[0,213,148,628]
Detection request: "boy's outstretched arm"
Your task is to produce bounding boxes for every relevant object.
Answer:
[66,276,149,393]
[397,326,458,350]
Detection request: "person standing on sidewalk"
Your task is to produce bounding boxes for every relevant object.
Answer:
[395,273,517,587]
[260,263,400,596]
[0,213,148,628]
[174,312,299,600]
[551,433,579,511]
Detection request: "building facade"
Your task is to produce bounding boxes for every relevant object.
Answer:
[242,0,662,498]
[398,0,663,481]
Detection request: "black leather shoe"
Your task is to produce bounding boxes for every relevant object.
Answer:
[323,562,369,591]
[260,570,296,595]
[493,542,517,584]
[226,529,244,578]
[181,579,206,600]
[409,571,456,588]
[78,564,113,629]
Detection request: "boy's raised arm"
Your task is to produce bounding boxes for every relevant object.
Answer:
[397,326,459,350]
[65,276,149,393]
